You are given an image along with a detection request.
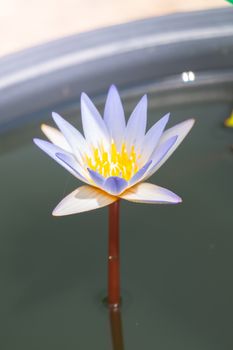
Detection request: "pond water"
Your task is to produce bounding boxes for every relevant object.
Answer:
[0,81,233,349]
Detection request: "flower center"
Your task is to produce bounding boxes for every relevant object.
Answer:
[84,141,140,181]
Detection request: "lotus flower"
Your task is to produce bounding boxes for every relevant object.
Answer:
[34,85,194,216]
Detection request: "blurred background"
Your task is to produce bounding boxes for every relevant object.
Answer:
[0,0,228,57]
[1,1,233,349]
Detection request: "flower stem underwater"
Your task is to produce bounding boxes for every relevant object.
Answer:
[109,307,125,350]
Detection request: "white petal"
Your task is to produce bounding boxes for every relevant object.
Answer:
[53,185,117,216]
[81,92,110,148]
[125,95,147,151]
[120,182,182,204]
[140,113,170,162]
[104,85,126,149]
[33,138,88,183]
[143,118,195,180]
[52,112,91,162]
[41,124,71,152]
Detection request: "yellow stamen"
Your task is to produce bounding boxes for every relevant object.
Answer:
[85,141,141,181]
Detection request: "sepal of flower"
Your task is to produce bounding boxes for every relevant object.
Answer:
[34,85,194,215]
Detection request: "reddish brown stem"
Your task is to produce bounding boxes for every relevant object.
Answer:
[109,307,124,350]
[108,200,120,308]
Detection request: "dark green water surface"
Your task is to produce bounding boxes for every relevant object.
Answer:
[0,89,233,349]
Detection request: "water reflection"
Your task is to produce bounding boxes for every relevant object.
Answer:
[109,307,125,350]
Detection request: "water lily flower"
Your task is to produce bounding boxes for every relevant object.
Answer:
[34,85,194,216]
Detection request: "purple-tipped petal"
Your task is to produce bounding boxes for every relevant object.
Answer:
[129,160,152,186]
[125,95,147,151]
[143,119,195,180]
[120,182,182,204]
[81,93,110,147]
[104,85,126,149]
[103,176,128,195]
[53,185,117,216]
[140,113,170,162]
[56,153,88,182]
[33,138,88,182]
[87,169,105,187]
[143,135,178,180]
[52,112,90,160]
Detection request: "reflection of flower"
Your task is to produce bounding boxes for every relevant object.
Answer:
[34,85,194,216]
